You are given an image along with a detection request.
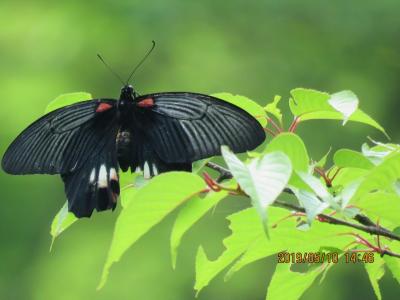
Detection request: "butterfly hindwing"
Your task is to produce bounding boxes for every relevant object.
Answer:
[62,131,120,218]
[134,92,265,164]
[2,99,117,175]
[116,127,191,178]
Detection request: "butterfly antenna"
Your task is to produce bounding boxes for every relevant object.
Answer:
[125,40,156,85]
[97,53,125,85]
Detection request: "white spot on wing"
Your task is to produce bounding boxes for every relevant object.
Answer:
[152,164,158,176]
[89,168,96,183]
[110,168,118,181]
[98,164,108,187]
[135,166,141,173]
[143,161,151,179]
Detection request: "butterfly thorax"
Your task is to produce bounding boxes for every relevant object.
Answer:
[116,85,138,171]
[118,84,136,106]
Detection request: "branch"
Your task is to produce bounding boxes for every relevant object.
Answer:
[205,162,233,183]
[380,249,400,259]
[273,200,400,242]
[206,162,400,244]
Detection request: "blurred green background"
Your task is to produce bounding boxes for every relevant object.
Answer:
[1,0,399,299]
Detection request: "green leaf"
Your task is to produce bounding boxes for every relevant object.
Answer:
[289,88,387,136]
[192,158,212,174]
[305,110,388,138]
[195,208,268,295]
[328,90,359,125]
[170,190,228,269]
[296,172,330,199]
[293,189,329,224]
[340,180,362,209]
[45,92,92,113]
[98,172,204,289]
[225,210,350,281]
[120,187,138,209]
[395,181,400,196]
[314,148,331,169]
[119,171,139,208]
[264,95,283,125]
[221,147,292,233]
[133,175,150,189]
[365,256,385,300]
[334,149,374,170]
[264,133,309,172]
[266,263,322,300]
[331,167,368,187]
[212,93,267,127]
[264,133,310,190]
[195,207,350,295]
[289,88,331,116]
[354,152,400,200]
[384,256,400,285]
[361,143,399,165]
[119,171,137,188]
[357,192,400,226]
[49,202,77,251]
[366,138,400,154]
[296,172,340,211]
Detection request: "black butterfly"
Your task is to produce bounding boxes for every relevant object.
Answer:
[1,45,265,218]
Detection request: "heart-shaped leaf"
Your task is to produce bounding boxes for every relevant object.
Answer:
[222,146,292,234]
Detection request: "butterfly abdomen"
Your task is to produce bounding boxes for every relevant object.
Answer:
[116,129,132,172]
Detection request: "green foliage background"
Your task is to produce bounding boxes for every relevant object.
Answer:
[0,0,399,299]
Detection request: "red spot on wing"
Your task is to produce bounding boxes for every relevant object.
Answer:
[96,102,113,113]
[137,98,154,108]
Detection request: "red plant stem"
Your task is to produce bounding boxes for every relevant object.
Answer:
[203,172,221,192]
[264,127,277,137]
[271,212,306,228]
[342,241,358,251]
[288,116,301,132]
[267,117,282,133]
[329,167,342,183]
[203,172,241,194]
[349,249,376,253]
[314,167,332,186]
[338,232,380,252]
[314,167,325,177]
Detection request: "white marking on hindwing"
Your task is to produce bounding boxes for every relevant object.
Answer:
[110,167,118,181]
[143,161,151,179]
[89,168,96,183]
[152,164,158,176]
[98,164,108,187]
[135,166,141,173]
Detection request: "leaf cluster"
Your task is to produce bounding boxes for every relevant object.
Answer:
[49,89,400,299]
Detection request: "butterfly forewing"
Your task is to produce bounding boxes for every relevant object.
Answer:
[135,93,266,163]
[2,99,117,175]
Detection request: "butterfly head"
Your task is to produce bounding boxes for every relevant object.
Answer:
[120,85,138,101]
